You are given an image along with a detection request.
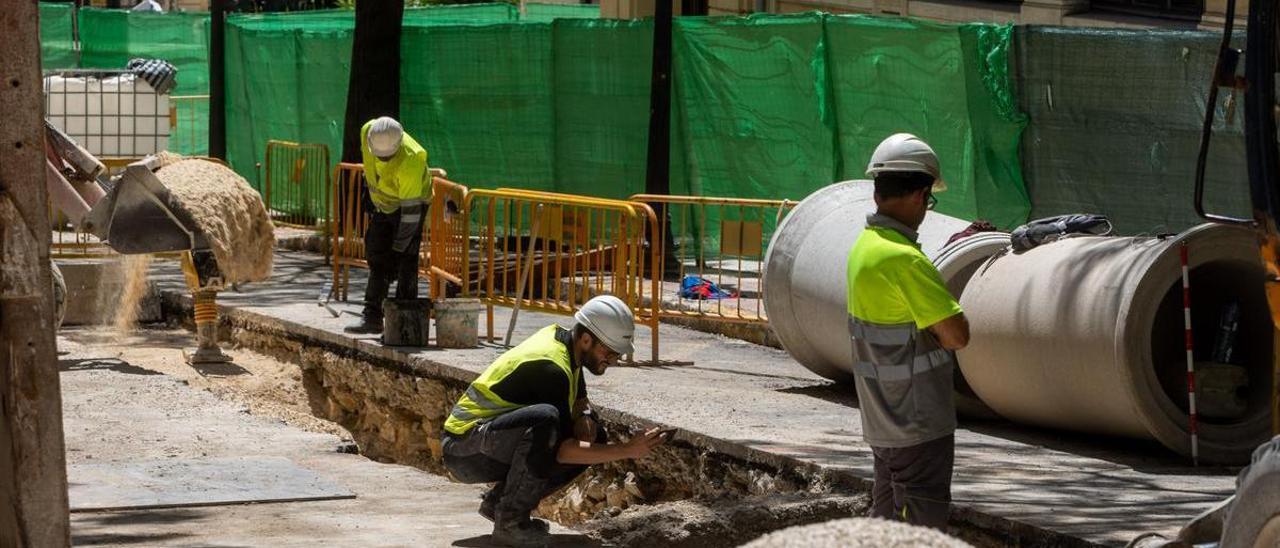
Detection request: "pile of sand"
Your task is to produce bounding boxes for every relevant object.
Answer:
[742,517,973,548]
[154,157,274,284]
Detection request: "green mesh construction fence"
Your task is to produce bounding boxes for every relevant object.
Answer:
[226,16,353,193]
[1016,26,1250,235]
[225,4,605,184]
[79,8,211,155]
[227,13,1028,228]
[670,14,835,201]
[671,14,1029,228]
[828,17,1028,228]
[40,2,77,69]
[552,19,653,198]
[400,22,556,191]
[65,8,1265,237]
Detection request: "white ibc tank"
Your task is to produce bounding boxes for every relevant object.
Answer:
[44,73,170,157]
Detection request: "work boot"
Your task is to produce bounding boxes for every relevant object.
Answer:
[479,493,549,533]
[491,519,550,547]
[343,316,382,334]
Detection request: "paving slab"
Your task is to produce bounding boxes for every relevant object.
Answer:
[148,251,1240,547]
[69,456,355,512]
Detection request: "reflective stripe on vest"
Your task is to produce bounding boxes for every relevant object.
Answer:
[443,325,579,436]
[849,316,954,382]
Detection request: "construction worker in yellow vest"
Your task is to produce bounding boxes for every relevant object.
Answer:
[345,116,435,335]
[846,133,970,529]
[441,295,669,547]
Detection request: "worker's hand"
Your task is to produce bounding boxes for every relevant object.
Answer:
[622,427,668,460]
[574,413,598,443]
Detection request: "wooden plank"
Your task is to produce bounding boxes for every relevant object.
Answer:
[0,2,72,545]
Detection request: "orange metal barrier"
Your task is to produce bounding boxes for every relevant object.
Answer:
[329,164,469,303]
[630,194,796,324]
[330,162,369,301]
[264,140,330,229]
[463,189,661,362]
[426,176,469,299]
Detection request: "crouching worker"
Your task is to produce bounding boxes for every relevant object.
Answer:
[441,295,669,547]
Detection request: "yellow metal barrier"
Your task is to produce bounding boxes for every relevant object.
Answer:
[427,176,469,299]
[264,140,330,229]
[169,94,208,155]
[463,189,661,362]
[630,194,796,324]
[329,164,469,303]
[330,162,369,301]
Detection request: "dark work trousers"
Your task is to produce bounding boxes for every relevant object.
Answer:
[362,209,423,321]
[869,434,955,529]
[441,404,604,524]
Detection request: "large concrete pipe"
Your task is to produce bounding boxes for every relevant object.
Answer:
[763,181,970,381]
[957,224,1273,463]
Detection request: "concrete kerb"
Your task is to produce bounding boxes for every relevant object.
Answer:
[159,288,1101,548]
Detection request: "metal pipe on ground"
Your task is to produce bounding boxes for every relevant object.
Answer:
[957,223,1272,464]
[762,181,971,382]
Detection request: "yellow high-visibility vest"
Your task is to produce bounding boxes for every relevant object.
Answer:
[443,325,580,436]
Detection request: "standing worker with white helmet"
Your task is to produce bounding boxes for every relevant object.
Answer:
[345,116,439,334]
[846,133,970,529]
[441,295,670,547]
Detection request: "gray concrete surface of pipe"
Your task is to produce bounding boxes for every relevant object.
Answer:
[932,231,1013,419]
[957,223,1273,463]
[763,181,970,382]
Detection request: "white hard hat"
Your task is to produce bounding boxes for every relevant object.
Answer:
[574,295,635,355]
[866,133,946,192]
[367,116,403,158]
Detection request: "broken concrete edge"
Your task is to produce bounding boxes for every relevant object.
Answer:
[157,289,1100,548]
[274,234,329,255]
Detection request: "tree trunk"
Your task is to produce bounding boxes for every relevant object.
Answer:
[209,0,227,159]
[644,0,680,276]
[342,0,405,163]
[0,3,72,546]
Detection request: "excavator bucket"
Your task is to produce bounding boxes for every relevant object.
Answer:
[84,157,210,255]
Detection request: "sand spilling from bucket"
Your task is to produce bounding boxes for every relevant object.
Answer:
[112,254,153,333]
[153,157,274,284]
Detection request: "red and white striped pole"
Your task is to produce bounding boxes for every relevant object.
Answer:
[1180,240,1200,466]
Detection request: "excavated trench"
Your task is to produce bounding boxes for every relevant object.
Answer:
[160,295,1050,548]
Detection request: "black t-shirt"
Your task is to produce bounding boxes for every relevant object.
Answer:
[488,326,587,437]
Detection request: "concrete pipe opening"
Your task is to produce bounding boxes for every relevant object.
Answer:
[956,224,1272,463]
[763,181,971,382]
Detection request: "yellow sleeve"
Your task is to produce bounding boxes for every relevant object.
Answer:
[397,149,429,204]
[894,255,963,330]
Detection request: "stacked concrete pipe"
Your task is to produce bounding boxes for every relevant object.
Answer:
[764,180,1271,463]
[957,223,1272,464]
